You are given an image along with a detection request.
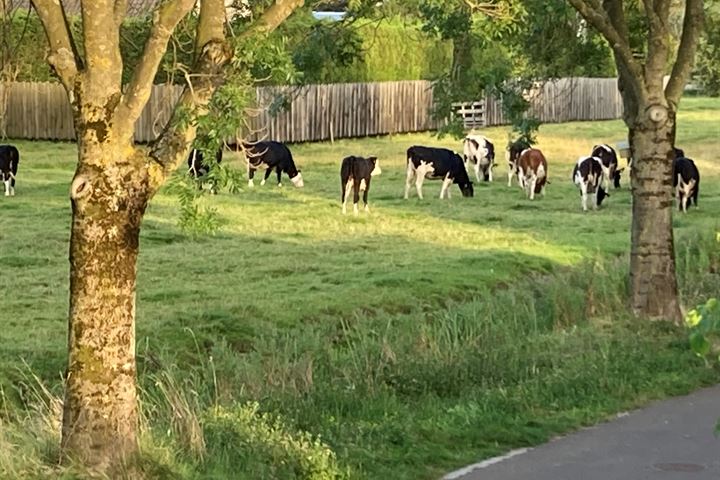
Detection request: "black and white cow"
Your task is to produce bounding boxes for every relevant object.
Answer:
[463,134,495,182]
[243,141,304,188]
[404,146,473,200]
[590,144,620,190]
[340,155,381,215]
[573,156,609,211]
[507,139,531,187]
[0,145,19,197]
[673,156,700,213]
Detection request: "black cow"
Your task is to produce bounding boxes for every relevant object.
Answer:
[463,134,495,182]
[340,155,381,215]
[404,146,474,200]
[507,139,531,187]
[0,145,19,197]
[673,157,700,213]
[573,156,609,211]
[590,144,620,190]
[243,141,304,188]
[187,148,223,177]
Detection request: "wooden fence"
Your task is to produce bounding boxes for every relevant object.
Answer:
[0,78,622,143]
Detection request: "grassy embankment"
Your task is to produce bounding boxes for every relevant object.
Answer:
[0,97,718,479]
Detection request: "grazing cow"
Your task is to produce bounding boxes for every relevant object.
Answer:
[516,148,547,200]
[405,146,474,200]
[340,155,381,215]
[673,157,700,213]
[591,144,620,190]
[573,156,609,211]
[243,141,304,188]
[463,134,495,182]
[507,139,531,187]
[0,145,19,197]
[187,148,223,177]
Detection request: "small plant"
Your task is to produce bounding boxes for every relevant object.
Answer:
[685,298,720,362]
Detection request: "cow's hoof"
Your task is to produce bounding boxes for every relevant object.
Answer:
[277,183,283,188]
[260,180,266,186]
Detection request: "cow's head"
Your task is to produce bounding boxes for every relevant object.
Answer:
[613,168,624,189]
[597,186,610,206]
[368,157,381,176]
[459,181,474,197]
[290,171,304,188]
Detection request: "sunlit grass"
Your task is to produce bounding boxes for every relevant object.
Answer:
[1,96,719,479]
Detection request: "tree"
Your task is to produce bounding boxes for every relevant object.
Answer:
[565,0,704,321]
[29,0,304,473]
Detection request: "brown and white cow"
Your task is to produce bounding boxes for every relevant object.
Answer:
[516,148,547,200]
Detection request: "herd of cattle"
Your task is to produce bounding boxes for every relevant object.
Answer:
[184,135,701,215]
[0,137,702,215]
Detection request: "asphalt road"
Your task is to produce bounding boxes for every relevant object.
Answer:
[443,384,720,480]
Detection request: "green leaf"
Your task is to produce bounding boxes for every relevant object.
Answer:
[689,332,711,357]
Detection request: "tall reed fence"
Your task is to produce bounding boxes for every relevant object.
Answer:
[0,78,622,143]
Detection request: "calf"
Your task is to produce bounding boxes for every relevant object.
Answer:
[405,146,473,200]
[673,157,700,213]
[463,134,495,182]
[243,141,304,188]
[516,148,547,200]
[591,144,619,190]
[340,156,381,215]
[573,156,609,211]
[507,139,531,187]
[0,145,19,197]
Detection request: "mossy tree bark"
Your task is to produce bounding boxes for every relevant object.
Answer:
[567,0,704,322]
[30,0,304,472]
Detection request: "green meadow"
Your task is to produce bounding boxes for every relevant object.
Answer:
[1,97,719,479]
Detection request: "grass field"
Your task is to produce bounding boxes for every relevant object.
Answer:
[1,97,719,479]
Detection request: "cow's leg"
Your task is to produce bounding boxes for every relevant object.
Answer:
[692,186,699,209]
[352,180,361,216]
[580,181,588,211]
[517,168,525,190]
[3,178,10,197]
[404,163,414,199]
[475,163,482,183]
[488,165,493,182]
[529,175,537,200]
[342,179,353,215]
[247,165,256,188]
[508,164,514,187]
[414,174,425,200]
[440,176,452,199]
[276,167,282,187]
[362,180,370,212]
[261,167,273,186]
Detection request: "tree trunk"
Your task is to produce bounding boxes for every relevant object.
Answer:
[628,106,682,322]
[61,139,151,470]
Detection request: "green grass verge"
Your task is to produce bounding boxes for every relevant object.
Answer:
[1,97,719,479]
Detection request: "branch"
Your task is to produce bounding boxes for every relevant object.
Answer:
[147,0,231,192]
[238,0,305,40]
[665,0,705,106]
[643,0,671,90]
[568,0,647,100]
[30,0,79,92]
[116,0,196,139]
[115,0,129,26]
[81,0,122,87]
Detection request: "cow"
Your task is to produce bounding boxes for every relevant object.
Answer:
[673,147,685,159]
[507,139,531,187]
[340,156,381,215]
[404,146,473,200]
[673,156,700,213]
[187,148,223,177]
[516,148,547,200]
[242,141,304,188]
[590,144,620,190]
[0,145,19,197]
[573,156,609,211]
[463,134,495,182]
